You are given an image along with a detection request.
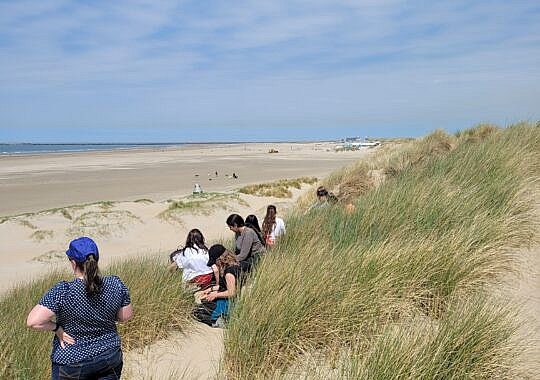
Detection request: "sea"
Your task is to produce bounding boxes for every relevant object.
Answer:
[0,143,184,155]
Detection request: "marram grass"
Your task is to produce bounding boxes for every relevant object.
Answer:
[239,177,318,198]
[1,123,538,379]
[223,123,540,378]
[0,256,192,379]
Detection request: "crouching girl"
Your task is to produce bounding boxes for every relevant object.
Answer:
[169,228,215,289]
[193,244,240,327]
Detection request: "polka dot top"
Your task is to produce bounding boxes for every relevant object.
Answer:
[39,275,131,365]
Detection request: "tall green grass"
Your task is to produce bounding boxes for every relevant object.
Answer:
[340,297,521,379]
[0,256,193,379]
[223,123,540,378]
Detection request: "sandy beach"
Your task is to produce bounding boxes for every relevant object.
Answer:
[0,142,369,378]
[1,138,538,379]
[0,142,360,216]
[0,142,368,292]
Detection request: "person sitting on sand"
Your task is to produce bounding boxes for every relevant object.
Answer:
[169,228,215,289]
[193,244,241,327]
[226,213,265,272]
[262,205,286,247]
[245,214,266,246]
[27,237,133,379]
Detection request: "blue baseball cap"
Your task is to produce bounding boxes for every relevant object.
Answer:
[66,237,99,263]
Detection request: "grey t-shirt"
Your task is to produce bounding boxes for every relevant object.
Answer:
[236,227,265,261]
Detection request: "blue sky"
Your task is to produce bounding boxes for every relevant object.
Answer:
[1,0,539,142]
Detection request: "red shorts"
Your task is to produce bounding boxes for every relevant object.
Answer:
[189,273,214,288]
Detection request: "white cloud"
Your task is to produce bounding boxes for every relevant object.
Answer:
[0,0,538,137]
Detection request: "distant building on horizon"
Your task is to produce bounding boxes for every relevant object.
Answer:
[335,136,381,151]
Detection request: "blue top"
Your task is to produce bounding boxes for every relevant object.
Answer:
[39,276,131,365]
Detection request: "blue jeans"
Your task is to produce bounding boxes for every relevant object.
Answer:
[52,347,123,380]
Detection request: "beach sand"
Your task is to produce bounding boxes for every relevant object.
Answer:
[0,142,368,292]
[0,142,373,378]
[0,142,360,216]
[2,142,538,379]
[0,143,366,291]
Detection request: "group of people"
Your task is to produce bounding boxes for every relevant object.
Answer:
[26,205,286,379]
[170,205,286,327]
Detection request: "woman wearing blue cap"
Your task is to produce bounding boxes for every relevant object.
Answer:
[27,237,133,379]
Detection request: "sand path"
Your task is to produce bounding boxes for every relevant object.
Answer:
[502,207,540,377]
[124,324,224,379]
[516,247,540,377]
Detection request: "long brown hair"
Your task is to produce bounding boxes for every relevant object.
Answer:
[183,228,208,254]
[76,255,102,296]
[262,205,277,237]
[245,214,265,246]
[215,249,239,275]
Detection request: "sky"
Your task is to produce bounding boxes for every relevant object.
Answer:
[0,0,539,143]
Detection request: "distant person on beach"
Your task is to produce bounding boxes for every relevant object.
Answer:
[169,228,215,289]
[245,214,266,246]
[262,205,286,247]
[193,244,241,327]
[232,172,238,179]
[27,237,132,380]
[226,213,265,272]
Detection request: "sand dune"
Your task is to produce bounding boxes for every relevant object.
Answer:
[0,142,369,292]
[0,143,364,378]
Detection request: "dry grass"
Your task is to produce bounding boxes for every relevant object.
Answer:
[239,177,318,198]
[456,123,501,143]
[134,198,154,204]
[0,256,193,379]
[159,192,249,223]
[17,219,38,230]
[67,210,141,238]
[223,122,540,378]
[30,229,54,242]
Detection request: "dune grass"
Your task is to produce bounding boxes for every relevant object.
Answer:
[223,123,540,378]
[239,177,318,198]
[339,297,522,380]
[159,192,248,222]
[0,256,193,379]
[30,229,54,242]
[1,122,538,379]
[67,210,141,238]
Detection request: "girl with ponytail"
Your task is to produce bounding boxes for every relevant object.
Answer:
[81,254,102,296]
[27,237,133,379]
[262,205,286,247]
